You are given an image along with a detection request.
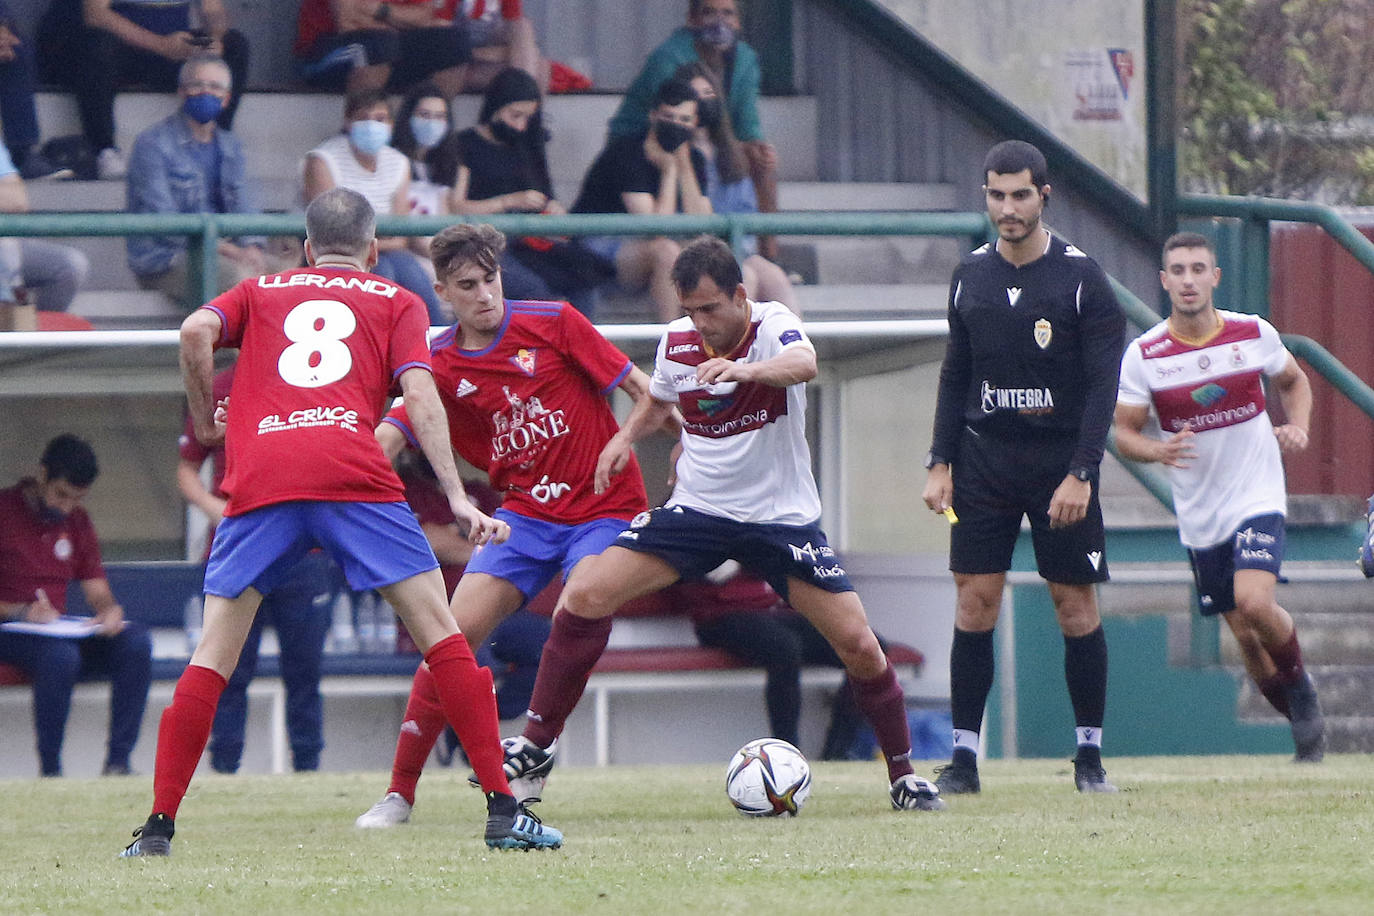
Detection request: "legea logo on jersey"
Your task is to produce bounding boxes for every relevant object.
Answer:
[668,343,700,357]
[257,405,361,435]
[1190,383,1226,407]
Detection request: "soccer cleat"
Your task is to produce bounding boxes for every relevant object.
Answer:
[1285,672,1326,763]
[1359,494,1374,577]
[119,813,174,857]
[933,757,981,795]
[483,793,563,850]
[890,774,946,811]
[1072,749,1119,793]
[468,736,556,802]
[355,792,412,828]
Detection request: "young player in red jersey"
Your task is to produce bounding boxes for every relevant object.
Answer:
[355,222,666,827]
[120,189,561,856]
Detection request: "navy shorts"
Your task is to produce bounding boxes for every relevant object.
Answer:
[613,505,853,601]
[949,429,1108,584]
[465,510,630,601]
[1188,513,1285,616]
[299,27,471,91]
[205,501,438,598]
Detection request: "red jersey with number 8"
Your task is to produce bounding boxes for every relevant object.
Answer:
[204,267,433,516]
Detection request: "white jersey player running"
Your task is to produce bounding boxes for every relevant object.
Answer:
[1114,231,1325,762]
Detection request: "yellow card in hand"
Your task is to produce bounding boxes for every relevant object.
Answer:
[943,507,959,524]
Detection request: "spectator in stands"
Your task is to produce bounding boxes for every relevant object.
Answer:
[0,145,90,331]
[671,560,870,760]
[450,67,610,315]
[127,55,293,309]
[609,0,779,259]
[37,0,250,181]
[446,0,548,92]
[177,365,335,773]
[0,434,153,776]
[0,3,68,180]
[572,77,710,321]
[302,88,448,323]
[295,0,470,98]
[392,82,454,221]
[678,61,795,313]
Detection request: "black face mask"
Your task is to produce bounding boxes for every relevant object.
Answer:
[696,98,723,131]
[489,119,526,145]
[653,120,694,153]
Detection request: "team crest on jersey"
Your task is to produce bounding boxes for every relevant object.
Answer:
[1198,353,1211,370]
[1034,318,1052,349]
[455,378,478,398]
[1007,287,1023,307]
[629,511,653,529]
[53,537,73,561]
[1229,344,1246,368]
[509,348,538,377]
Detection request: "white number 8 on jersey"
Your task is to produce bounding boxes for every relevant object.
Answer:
[278,299,358,388]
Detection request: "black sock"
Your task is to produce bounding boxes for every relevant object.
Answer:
[949,627,996,733]
[1064,625,1108,730]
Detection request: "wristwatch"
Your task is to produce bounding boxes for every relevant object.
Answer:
[1068,466,1094,482]
[923,451,947,470]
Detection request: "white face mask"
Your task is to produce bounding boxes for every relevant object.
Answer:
[349,119,392,155]
[410,116,447,149]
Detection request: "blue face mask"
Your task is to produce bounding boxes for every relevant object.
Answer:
[409,116,448,149]
[694,22,738,50]
[349,119,392,155]
[182,93,224,125]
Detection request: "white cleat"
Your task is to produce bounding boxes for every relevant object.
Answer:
[355,791,412,828]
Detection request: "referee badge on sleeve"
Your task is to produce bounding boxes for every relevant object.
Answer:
[1034,318,1052,349]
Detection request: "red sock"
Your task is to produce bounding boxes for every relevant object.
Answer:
[522,612,612,749]
[387,664,448,805]
[851,662,914,782]
[424,634,510,796]
[1267,629,1305,684]
[152,664,227,819]
[1258,673,1292,719]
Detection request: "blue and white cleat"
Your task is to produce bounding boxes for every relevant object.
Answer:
[484,794,563,850]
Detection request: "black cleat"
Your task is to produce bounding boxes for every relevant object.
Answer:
[120,813,174,857]
[933,749,981,795]
[1286,672,1326,763]
[483,792,563,850]
[1072,747,1118,793]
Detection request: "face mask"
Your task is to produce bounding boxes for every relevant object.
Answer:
[182,93,224,125]
[489,119,527,145]
[696,97,723,130]
[695,22,738,50]
[410,116,447,149]
[38,503,67,525]
[653,120,694,153]
[349,119,392,155]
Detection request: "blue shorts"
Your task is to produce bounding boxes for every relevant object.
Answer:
[614,505,854,601]
[205,501,438,598]
[1188,513,1285,616]
[464,510,629,601]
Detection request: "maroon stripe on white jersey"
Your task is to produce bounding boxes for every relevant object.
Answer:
[680,382,788,439]
[1151,367,1267,433]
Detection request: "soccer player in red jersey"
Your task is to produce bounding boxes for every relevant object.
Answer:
[355,222,663,827]
[120,188,561,856]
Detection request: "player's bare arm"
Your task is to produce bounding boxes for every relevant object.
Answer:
[595,393,677,494]
[617,365,682,437]
[922,462,953,514]
[179,308,225,447]
[373,419,409,462]
[1113,402,1197,468]
[696,345,817,388]
[1271,353,1312,453]
[397,367,509,546]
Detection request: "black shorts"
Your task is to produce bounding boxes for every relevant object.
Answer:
[299,27,471,91]
[949,428,1108,584]
[1188,513,1285,616]
[614,506,854,601]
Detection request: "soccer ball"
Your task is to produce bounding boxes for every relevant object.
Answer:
[725,738,812,816]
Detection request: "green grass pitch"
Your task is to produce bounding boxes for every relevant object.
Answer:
[5,755,1373,914]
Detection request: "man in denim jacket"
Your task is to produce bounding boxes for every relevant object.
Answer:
[126,55,290,308]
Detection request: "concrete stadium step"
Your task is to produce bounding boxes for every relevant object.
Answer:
[792,283,946,318]
[778,181,959,212]
[35,91,820,209]
[780,235,967,286]
[70,290,182,329]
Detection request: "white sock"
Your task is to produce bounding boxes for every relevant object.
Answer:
[952,729,980,755]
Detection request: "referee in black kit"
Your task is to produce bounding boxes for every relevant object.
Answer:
[921,140,1126,795]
